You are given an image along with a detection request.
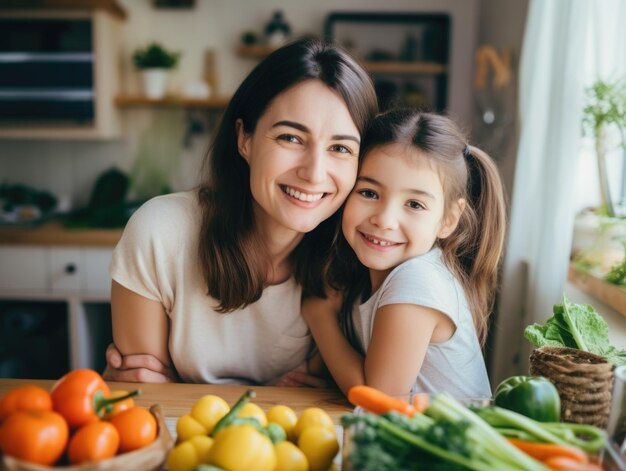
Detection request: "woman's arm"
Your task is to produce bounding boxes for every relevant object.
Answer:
[103,280,177,383]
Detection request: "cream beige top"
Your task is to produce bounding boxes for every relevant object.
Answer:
[110,191,312,384]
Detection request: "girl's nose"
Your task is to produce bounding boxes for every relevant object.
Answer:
[369,206,399,230]
[297,147,326,184]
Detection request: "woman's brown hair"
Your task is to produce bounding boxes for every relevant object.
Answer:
[198,38,378,312]
[331,109,506,347]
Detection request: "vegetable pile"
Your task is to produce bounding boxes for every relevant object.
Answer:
[0,369,156,466]
[524,296,626,366]
[167,389,340,471]
[344,385,606,471]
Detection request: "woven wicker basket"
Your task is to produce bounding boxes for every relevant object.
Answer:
[529,346,615,428]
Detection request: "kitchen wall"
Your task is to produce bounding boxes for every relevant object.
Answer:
[0,0,479,210]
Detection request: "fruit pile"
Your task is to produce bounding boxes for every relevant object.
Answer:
[0,369,157,466]
[168,389,340,471]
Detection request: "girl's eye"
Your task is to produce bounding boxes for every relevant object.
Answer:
[277,134,301,144]
[406,200,425,210]
[329,144,353,155]
[357,189,378,199]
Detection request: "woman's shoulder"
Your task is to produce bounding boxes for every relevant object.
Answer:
[134,190,200,219]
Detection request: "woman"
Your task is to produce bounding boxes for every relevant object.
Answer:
[103,39,378,384]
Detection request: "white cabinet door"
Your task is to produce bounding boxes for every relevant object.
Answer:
[82,248,113,295]
[0,246,48,291]
[50,248,82,293]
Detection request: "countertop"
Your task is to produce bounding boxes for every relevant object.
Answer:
[0,222,123,247]
[0,379,352,423]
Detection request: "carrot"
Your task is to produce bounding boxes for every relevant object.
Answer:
[543,457,603,471]
[411,393,430,413]
[347,385,415,416]
[506,438,588,464]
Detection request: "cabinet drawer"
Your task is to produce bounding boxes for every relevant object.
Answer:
[0,246,48,291]
[83,248,113,294]
[50,248,82,293]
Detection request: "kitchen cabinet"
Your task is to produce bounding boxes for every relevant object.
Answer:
[0,238,117,377]
[0,6,124,139]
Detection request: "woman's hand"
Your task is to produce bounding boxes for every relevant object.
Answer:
[103,344,178,383]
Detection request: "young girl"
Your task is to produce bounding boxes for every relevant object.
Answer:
[300,109,507,399]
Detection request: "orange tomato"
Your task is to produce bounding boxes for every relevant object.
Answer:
[0,384,52,422]
[51,369,112,429]
[0,410,68,466]
[110,407,157,453]
[68,420,120,464]
[102,390,136,419]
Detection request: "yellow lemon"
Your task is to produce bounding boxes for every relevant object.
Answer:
[176,413,208,442]
[188,435,213,464]
[292,407,334,440]
[190,395,230,433]
[238,402,268,427]
[267,405,298,439]
[166,441,198,471]
[274,441,309,471]
[297,425,339,471]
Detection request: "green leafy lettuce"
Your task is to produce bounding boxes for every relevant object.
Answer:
[524,295,626,366]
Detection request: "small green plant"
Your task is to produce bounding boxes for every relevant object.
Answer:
[582,78,626,217]
[132,42,180,69]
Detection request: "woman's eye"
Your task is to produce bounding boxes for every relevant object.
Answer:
[357,189,378,199]
[407,200,425,210]
[277,134,301,144]
[329,144,353,155]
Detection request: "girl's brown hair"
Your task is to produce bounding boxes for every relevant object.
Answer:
[331,109,506,347]
[198,38,377,312]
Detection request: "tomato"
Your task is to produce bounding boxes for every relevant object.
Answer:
[292,407,335,440]
[0,410,68,466]
[190,395,230,433]
[68,420,119,464]
[209,423,276,471]
[0,384,52,422]
[110,406,157,452]
[298,425,339,471]
[267,405,297,439]
[176,413,208,441]
[102,390,136,419]
[274,441,309,471]
[238,402,268,427]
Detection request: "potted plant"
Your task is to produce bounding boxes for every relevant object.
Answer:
[132,42,181,99]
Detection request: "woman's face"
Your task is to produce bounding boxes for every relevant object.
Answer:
[237,79,360,237]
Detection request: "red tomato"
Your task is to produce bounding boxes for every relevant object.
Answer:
[68,420,119,464]
[0,384,52,422]
[110,407,157,452]
[0,410,68,466]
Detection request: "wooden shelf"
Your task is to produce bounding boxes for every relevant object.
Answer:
[114,95,230,109]
[363,61,447,75]
[0,0,127,20]
[236,45,447,75]
[568,264,626,317]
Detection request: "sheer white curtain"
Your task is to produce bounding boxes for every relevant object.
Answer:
[491,0,626,384]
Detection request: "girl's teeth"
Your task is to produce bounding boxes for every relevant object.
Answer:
[283,186,323,202]
[365,235,394,246]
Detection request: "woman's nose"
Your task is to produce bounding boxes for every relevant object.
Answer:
[370,206,399,230]
[297,147,327,184]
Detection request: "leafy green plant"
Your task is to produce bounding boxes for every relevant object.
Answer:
[582,78,626,217]
[132,42,180,69]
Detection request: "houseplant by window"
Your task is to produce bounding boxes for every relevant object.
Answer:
[572,78,626,275]
[133,42,181,99]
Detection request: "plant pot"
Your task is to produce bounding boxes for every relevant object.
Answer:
[141,68,170,99]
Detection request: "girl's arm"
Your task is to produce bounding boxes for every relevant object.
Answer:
[304,295,452,397]
[302,293,365,395]
[104,280,177,383]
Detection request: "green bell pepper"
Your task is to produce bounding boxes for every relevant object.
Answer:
[494,376,561,422]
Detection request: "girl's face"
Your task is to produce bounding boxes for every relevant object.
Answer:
[342,144,462,287]
[237,79,360,238]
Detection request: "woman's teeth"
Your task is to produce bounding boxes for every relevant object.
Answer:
[282,186,324,202]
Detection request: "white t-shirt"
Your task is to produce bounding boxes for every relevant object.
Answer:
[110,191,312,384]
[353,248,492,399]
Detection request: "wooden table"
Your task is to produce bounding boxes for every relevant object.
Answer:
[0,379,352,423]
